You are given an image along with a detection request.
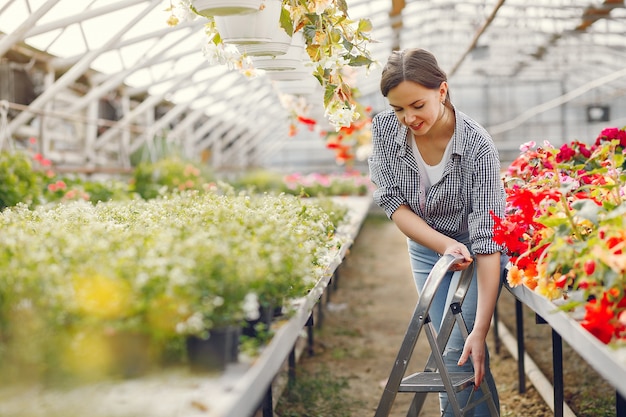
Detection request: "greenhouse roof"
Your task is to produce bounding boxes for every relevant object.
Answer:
[1,0,625,170]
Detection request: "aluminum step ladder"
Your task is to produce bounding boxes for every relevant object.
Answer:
[375,254,499,417]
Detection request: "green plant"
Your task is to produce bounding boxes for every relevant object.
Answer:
[0,151,42,209]
[275,366,362,417]
[0,188,350,382]
[130,156,214,199]
[42,175,133,204]
[166,0,375,130]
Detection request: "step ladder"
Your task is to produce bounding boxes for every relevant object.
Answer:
[374,254,499,417]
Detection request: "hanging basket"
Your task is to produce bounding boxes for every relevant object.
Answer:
[214,0,285,46]
[192,0,263,17]
[253,32,305,71]
[265,66,309,81]
[275,78,318,97]
[235,0,291,56]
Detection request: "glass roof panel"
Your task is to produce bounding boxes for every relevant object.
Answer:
[1,0,625,169]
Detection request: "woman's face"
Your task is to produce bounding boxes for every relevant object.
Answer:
[387,80,447,137]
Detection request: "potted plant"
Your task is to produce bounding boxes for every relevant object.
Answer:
[492,126,626,345]
[166,0,375,131]
[190,0,264,17]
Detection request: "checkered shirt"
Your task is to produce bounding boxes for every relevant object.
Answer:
[368,107,506,255]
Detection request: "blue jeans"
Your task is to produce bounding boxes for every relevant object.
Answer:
[408,239,504,417]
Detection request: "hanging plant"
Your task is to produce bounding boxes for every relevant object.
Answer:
[166,0,375,130]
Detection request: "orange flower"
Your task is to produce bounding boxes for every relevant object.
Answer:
[506,265,524,287]
[523,274,538,291]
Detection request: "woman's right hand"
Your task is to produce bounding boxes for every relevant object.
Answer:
[443,242,473,271]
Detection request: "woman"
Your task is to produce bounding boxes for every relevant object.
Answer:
[368,48,506,416]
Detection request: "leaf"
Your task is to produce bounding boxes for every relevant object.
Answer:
[336,0,349,15]
[605,202,626,220]
[571,199,600,224]
[324,84,337,107]
[349,56,374,67]
[357,18,373,33]
[279,7,293,37]
[554,299,585,313]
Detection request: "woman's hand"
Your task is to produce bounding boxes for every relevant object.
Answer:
[458,330,486,389]
[444,242,473,271]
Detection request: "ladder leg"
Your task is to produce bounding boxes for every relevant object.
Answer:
[424,323,466,417]
[374,310,429,417]
[406,393,428,417]
[376,256,500,417]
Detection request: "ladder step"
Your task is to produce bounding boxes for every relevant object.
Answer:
[399,372,475,393]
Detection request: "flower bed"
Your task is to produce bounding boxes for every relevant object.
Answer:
[0,188,349,384]
[492,127,626,346]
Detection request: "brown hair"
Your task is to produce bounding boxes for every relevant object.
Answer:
[380,48,450,103]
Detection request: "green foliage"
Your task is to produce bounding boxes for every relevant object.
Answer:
[0,151,42,210]
[131,156,214,200]
[0,190,348,382]
[42,175,133,204]
[232,170,374,197]
[229,169,289,194]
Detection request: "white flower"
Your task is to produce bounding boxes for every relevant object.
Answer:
[173,0,196,22]
[202,42,242,67]
[312,0,332,14]
[325,102,359,130]
[318,55,349,75]
[242,293,260,321]
[355,143,373,161]
[177,312,205,334]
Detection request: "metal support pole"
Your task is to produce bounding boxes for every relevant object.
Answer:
[288,348,296,387]
[262,384,273,417]
[515,299,526,394]
[552,330,564,417]
[317,300,325,329]
[617,390,626,417]
[306,314,314,356]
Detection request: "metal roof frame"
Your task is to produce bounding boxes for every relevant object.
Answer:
[1,0,625,171]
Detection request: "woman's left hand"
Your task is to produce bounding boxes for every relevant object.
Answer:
[458,331,486,389]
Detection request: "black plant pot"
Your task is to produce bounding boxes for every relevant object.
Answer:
[186,326,240,373]
[242,304,283,338]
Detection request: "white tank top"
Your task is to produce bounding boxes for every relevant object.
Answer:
[411,136,453,188]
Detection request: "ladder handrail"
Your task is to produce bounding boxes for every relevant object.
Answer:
[416,254,475,329]
[424,256,476,371]
[375,254,475,417]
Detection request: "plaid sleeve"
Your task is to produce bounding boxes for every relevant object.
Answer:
[368,111,408,219]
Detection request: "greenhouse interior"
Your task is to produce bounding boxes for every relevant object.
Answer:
[1,1,626,417]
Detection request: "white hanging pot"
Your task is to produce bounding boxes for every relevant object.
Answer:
[265,66,309,81]
[214,0,284,45]
[192,0,263,17]
[274,77,318,97]
[235,0,291,56]
[253,32,305,71]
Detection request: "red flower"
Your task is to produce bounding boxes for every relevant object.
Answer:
[594,127,626,149]
[556,144,576,163]
[581,295,616,344]
[297,115,317,126]
[583,259,596,275]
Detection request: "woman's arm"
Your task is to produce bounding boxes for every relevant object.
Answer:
[391,204,473,268]
[458,252,501,388]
